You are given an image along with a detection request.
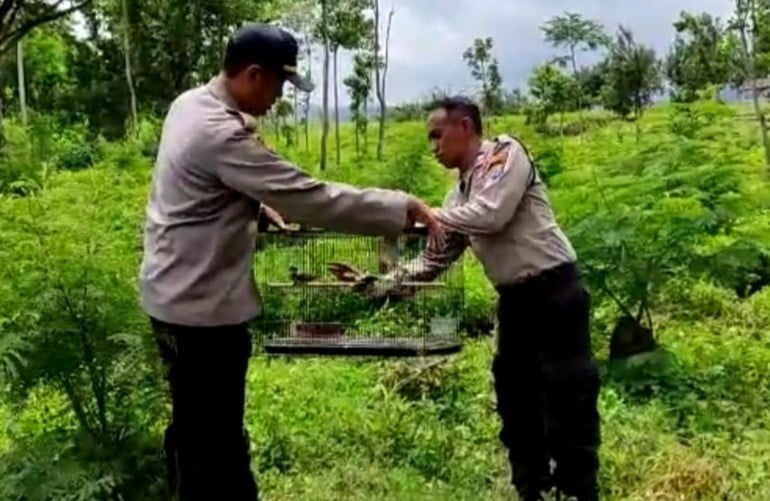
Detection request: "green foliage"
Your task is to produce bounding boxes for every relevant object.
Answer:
[0,119,48,195]
[527,63,578,127]
[462,37,504,115]
[666,12,732,102]
[729,0,770,85]
[542,12,611,60]
[601,26,662,123]
[344,52,374,155]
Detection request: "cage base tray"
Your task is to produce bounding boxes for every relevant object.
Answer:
[264,336,461,357]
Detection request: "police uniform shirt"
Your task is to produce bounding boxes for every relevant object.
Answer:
[139,75,410,327]
[395,135,576,285]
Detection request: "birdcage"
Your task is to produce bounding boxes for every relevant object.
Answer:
[253,225,464,357]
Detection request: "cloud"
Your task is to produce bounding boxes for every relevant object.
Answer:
[307,0,734,106]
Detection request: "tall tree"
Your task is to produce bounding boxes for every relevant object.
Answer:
[575,60,608,107]
[665,12,731,102]
[120,0,137,130]
[16,38,26,124]
[731,0,770,168]
[601,26,662,138]
[328,0,368,165]
[95,0,277,119]
[0,0,92,55]
[319,0,329,169]
[527,63,577,131]
[372,0,393,160]
[344,51,373,156]
[0,0,92,141]
[279,0,317,151]
[273,98,293,146]
[542,12,610,131]
[0,22,80,124]
[462,37,504,114]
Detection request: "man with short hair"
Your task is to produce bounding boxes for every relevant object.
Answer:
[335,96,601,500]
[139,23,442,501]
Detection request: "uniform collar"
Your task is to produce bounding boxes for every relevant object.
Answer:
[207,74,239,110]
[464,141,494,177]
[458,140,493,194]
[207,74,258,131]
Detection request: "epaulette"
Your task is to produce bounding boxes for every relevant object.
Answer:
[506,135,538,189]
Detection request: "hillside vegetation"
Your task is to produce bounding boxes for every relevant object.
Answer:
[1,100,770,500]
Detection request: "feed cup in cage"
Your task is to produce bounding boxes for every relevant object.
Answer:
[291,321,344,339]
[430,316,458,337]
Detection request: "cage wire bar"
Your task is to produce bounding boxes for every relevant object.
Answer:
[253,226,464,357]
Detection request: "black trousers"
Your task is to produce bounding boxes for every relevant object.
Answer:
[151,318,259,501]
[494,264,601,500]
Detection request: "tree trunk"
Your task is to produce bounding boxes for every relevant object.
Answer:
[121,0,139,133]
[363,95,369,153]
[304,37,312,151]
[373,0,381,159]
[320,0,329,170]
[334,47,341,166]
[17,40,27,126]
[739,6,770,167]
[0,77,4,147]
[375,4,394,160]
[634,114,641,142]
[355,119,360,157]
[274,112,280,138]
[570,45,584,142]
[293,89,300,147]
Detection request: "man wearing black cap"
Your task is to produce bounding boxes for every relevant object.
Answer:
[139,23,443,501]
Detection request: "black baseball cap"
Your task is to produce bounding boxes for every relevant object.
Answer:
[224,23,314,92]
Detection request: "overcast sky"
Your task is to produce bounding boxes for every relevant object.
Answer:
[307,0,733,106]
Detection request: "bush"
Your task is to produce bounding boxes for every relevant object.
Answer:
[0,166,165,499]
[0,119,49,195]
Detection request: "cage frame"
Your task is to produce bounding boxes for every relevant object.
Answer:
[252,224,464,358]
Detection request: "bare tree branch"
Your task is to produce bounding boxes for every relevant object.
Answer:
[0,0,92,56]
[0,0,17,26]
[1,0,22,34]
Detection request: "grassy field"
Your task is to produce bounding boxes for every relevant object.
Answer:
[1,101,770,500]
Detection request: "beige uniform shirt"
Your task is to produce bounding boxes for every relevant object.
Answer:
[139,76,409,327]
[396,135,576,286]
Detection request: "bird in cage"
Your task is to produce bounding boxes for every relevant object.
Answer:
[351,274,378,293]
[289,265,317,285]
[328,262,415,302]
[379,235,399,273]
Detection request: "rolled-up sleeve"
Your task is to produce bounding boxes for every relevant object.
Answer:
[435,143,531,235]
[216,128,409,237]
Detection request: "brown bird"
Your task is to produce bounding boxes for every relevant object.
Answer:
[352,274,378,293]
[289,265,317,285]
[379,235,399,273]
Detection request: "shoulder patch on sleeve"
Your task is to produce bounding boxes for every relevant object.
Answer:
[484,143,512,174]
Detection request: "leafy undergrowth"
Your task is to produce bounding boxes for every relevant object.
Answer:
[3,316,769,500]
[245,288,770,500]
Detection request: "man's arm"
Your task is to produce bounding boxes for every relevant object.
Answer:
[217,128,409,237]
[435,140,532,235]
[389,230,468,283]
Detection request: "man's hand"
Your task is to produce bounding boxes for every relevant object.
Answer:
[261,204,288,230]
[406,196,446,250]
